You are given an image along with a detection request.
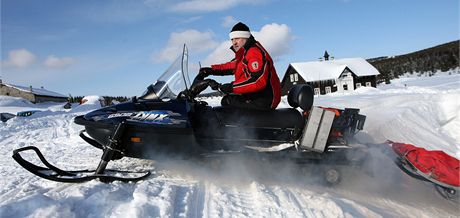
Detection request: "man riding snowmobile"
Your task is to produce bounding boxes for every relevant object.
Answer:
[198,22,281,110]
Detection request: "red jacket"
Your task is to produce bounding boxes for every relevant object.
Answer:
[211,37,281,109]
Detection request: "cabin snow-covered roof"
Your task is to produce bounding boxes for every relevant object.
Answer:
[3,83,67,98]
[290,58,380,82]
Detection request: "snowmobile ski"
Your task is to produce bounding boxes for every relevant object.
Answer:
[12,146,151,183]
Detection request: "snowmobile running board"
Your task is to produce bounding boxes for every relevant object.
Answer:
[12,146,151,183]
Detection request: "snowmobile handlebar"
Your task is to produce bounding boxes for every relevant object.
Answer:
[181,74,221,100]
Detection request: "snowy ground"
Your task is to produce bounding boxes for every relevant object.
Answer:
[0,74,459,217]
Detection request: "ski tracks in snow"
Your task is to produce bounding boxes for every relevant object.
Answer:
[1,171,455,218]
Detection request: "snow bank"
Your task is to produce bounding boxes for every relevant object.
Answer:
[81,95,104,105]
[0,95,35,107]
[0,95,70,115]
[70,95,104,113]
[313,74,460,158]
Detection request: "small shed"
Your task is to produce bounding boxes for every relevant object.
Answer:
[0,80,68,103]
[281,58,380,95]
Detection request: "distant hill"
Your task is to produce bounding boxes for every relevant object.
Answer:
[368,40,459,83]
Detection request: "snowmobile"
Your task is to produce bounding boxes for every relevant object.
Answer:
[13,45,368,183]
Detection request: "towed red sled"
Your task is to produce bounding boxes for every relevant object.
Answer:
[389,141,460,200]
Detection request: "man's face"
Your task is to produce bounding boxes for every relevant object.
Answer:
[231,38,247,52]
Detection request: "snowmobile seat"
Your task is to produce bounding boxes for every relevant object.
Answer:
[212,84,313,129]
[213,106,304,129]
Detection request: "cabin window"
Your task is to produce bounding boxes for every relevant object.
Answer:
[314,88,320,95]
[325,86,331,94]
[366,82,372,87]
[356,83,362,88]
[290,73,299,82]
[343,84,348,91]
[341,71,352,78]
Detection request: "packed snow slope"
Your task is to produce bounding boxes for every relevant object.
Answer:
[1,74,459,218]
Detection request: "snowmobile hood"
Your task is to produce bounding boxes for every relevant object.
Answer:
[77,98,192,128]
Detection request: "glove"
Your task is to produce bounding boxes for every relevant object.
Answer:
[206,79,220,90]
[190,79,209,96]
[199,67,214,78]
[219,83,233,94]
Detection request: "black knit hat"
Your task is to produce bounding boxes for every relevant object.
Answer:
[229,22,251,39]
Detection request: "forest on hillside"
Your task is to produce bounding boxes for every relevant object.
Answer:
[368,40,459,83]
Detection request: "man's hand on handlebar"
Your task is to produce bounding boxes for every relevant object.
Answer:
[189,78,220,97]
[199,67,214,78]
[207,79,219,90]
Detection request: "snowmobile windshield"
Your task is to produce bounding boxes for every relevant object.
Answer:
[140,45,191,100]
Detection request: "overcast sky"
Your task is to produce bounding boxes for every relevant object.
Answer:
[1,0,458,96]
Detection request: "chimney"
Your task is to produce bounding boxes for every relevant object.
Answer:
[324,50,330,61]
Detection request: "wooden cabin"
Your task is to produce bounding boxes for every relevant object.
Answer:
[281,57,380,96]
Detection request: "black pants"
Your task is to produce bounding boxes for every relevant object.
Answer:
[221,94,272,111]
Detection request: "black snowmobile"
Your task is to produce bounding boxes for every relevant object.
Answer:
[13,45,367,183]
